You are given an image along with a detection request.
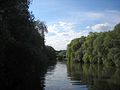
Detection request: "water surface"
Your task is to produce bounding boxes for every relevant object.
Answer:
[44,62,120,90]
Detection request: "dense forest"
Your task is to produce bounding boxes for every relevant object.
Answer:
[67,23,120,67]
[0,0,56,90]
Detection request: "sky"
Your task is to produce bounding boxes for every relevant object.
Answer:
[29,0,120,50]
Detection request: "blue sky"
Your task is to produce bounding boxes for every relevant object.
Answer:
[29,0,120,50]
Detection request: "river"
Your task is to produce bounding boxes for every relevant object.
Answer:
[43,61,120,90]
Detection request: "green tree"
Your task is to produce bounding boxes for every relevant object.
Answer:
[82,32,98,63]
[67,23,120,67]
[0,0,56,89]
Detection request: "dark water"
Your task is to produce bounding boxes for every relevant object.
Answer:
[44,62,120,90]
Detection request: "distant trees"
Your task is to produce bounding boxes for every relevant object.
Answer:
[45,46,57,64]
[67,23,120,67]
[57,50,66,61]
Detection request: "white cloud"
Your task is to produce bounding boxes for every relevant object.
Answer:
[47,24,58,33]
[46,22,116,50]
[86,26,91,29]
[58,21,75,30]
[86,23,112,32]
[45,31,83,50]
[45,10,120,50]
[91,23,111,31]
[45,22,84,50]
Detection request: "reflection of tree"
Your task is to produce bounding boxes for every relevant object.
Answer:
[107,68,120,90]
[67,62,120,90]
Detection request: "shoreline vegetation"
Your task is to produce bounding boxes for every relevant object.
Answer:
[66,23,120,67]
[0,0,120,90]
[0,0,56,90]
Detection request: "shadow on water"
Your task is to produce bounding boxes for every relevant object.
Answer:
[41,62,57,90]
[67,62,120,90]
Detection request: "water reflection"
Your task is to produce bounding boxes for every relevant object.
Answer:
[67,62,120,90]
[44,62,88,90]
[39,63,57,90]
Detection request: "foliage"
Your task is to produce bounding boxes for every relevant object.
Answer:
[0,0,56,89]
[56,50,66,61]
[45,46,57,65]
[67,23,120,67]
[66,36,86,63]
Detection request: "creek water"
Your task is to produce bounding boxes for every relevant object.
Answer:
[43,61,120,90]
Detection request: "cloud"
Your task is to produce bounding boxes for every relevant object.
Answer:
[47,21,75,34]
[45,21,84,50]
[46,22,116,50]
[58,21,75,30]
[67,11,105,23]
[45,10,120,50]
[45,31,83,50]
[91,23,111,31]
[86,23,112,32]
[86,26,91,29]
[47,24,57,33]
[64,10,120,25]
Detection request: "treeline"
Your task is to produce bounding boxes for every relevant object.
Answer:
[56,50,66,60]
[0,0,56,90]
[67,23,120,67]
